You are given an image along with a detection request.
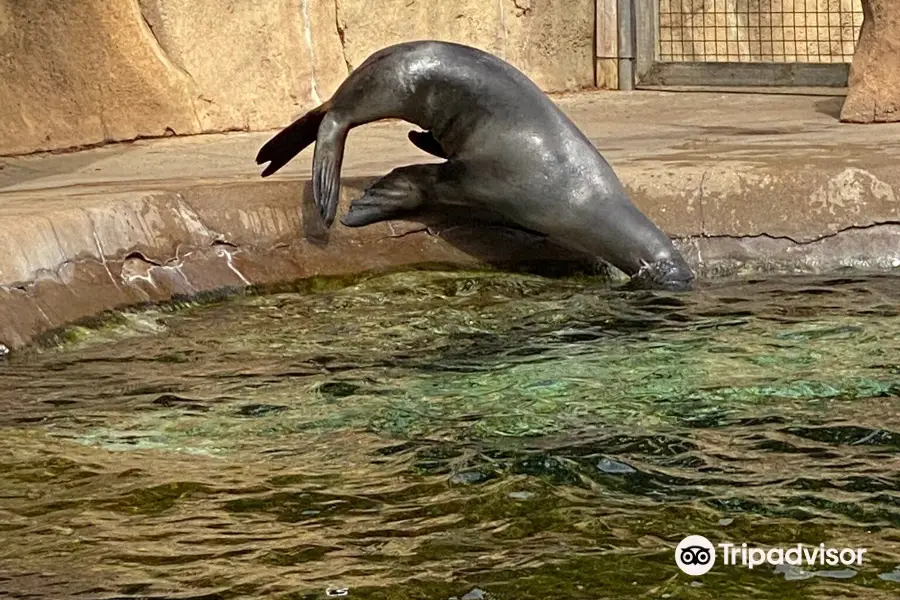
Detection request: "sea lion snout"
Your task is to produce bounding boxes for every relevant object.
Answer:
[627,254,695,291]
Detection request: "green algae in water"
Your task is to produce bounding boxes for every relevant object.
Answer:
[0,271,898,599]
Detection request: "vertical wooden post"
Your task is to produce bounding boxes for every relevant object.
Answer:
[596,0,619,89]
[617,0,635,89]
[633,0,658,85]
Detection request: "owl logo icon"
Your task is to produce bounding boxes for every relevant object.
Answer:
[675,535,716,576]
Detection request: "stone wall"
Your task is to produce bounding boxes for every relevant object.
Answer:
[0,0,595,156]
[841,0,900,122]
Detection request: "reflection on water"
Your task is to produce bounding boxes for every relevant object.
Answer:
[0,270,899,599]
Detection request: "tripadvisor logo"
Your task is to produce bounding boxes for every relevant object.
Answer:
[675,535,868,576]
[676,535,716,576]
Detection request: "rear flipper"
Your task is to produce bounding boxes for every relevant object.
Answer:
[341,164,439,227]
[408,130,448,159]
[256,101,331,177]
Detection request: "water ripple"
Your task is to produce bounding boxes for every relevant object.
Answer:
[0,271,898,599]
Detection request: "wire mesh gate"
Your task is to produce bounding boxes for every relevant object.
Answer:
[634,1,865,87]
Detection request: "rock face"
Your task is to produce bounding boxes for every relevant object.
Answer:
[0,1,201,156]
[502,0,595,92]
[0,0,595,156]
[336,0,595,92]
[841,0,900,123]
[136,0,350,132]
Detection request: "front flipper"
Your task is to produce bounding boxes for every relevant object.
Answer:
[313,114,349,227]
[408,130,448,159]
[341,164,439,228]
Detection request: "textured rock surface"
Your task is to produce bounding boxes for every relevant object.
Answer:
[137,0,349,131]
[336,0,506,72]
[0,0,595,155]
[503,0,595,92]
[336,0,595,92]
[0,0,201,155]
[2,91,900,350]
[842,0,900,123]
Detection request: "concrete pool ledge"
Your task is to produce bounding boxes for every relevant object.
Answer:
[1,91,899,350]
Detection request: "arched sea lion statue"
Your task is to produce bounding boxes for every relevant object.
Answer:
[255,40,695,290]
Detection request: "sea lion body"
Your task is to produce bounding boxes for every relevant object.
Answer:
[256,40,694,290]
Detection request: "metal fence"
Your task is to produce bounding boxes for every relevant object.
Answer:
[658,0,863,63]
[633,0,864,87]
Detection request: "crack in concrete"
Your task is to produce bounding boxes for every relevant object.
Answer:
[512,0,532,17]
[213,244,251,285]
[114,236,248,287]
[2,262,65,292]
[76,230,108,280]
[698,220,900,246]
[42,215,71,272]
[171,194,227,246]
[1,237,246,300]
[84,210,122,290]
[119,248,199,288]
[691,168,712,266]
[227,257,251,285]
[123,251,162,266]
[697,168,710,236]
[31,301,54,326]
[365,219,900,249]
[27,259,75,286]
[168,243,190,265]
[381,224,430,240]
[333,0,352,74]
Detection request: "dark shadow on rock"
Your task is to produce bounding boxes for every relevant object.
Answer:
[377,203,608,279]
[695,125,797,136]
[295,176,608,279]
[814,96,846,120]
[0,146,120,190]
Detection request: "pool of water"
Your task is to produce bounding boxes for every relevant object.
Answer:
[1,269,898,599]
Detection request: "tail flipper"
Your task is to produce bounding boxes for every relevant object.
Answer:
[340,164,437,228]
[408,130,448,159]
[256,101,331,177]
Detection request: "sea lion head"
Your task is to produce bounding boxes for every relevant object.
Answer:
[627,254,696,291]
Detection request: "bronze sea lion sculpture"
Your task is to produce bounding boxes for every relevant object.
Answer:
[256,40,694,290]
